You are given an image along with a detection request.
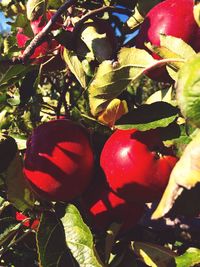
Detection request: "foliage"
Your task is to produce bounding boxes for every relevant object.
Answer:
[0,0,200,266]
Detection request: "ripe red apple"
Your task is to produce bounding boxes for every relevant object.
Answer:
[16,212,39,230]
[23,119,94,202]
[100,128,178,203]
[135,0,200,82]
[82,175,145,233]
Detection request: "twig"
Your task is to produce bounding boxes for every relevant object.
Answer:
[74,6,132,33]
[21,0,78,63]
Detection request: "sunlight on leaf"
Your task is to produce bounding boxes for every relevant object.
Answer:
[89,47,156,116]
[98,98,128,127]
[26,0,47,21]
[152,131,200,219]
[62,204,104,267]
[63,48,87,89]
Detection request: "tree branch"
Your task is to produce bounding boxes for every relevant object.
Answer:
[74,6,132,33]
[21,0,78,63]
[2,4,131,66]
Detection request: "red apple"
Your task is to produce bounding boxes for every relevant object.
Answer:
[16,211,39,230]
[100,128,178,203]
[135,0,200,82]
[82,175,145,233]
[16,11,63,65]
[23,119,94,202]
[30,10,62,35]
[16,28,51,62]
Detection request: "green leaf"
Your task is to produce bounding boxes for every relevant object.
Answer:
[115,102,178,131]
[176,248,200,267]
[89,47,155,116]
[132,241,177,267]
[37,211,74,267]
[160,35,196,60]
[61,204,104,267]
[168,123,194,157]
[0,64,35,91]
[48,0,63,9]
[5,152,35,212]
[0,217,21,246]
[10,134,27,150]
[14,13,29,28]
[145,87,174,105]
[126,0,162,29]
[26,0,47,21]
[63,48,87,89]
[145,35,195,80]
[7,96,20,106]
[80,21,113,63]
[176,54,200,128]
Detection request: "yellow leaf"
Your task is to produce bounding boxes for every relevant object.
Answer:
[98,98,128,127]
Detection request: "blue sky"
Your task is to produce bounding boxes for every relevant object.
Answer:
[0,12,11,32]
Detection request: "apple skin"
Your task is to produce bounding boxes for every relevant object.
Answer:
[23,119,94,202]
[100,128,178,203]
[135,0,200,82]
[82,175,145,233]
[16,212,39,230]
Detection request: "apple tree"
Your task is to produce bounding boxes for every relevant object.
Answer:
[0,0,200,266]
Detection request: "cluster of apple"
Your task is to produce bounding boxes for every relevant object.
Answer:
[20,118,178,234]
[14,0,200,233]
